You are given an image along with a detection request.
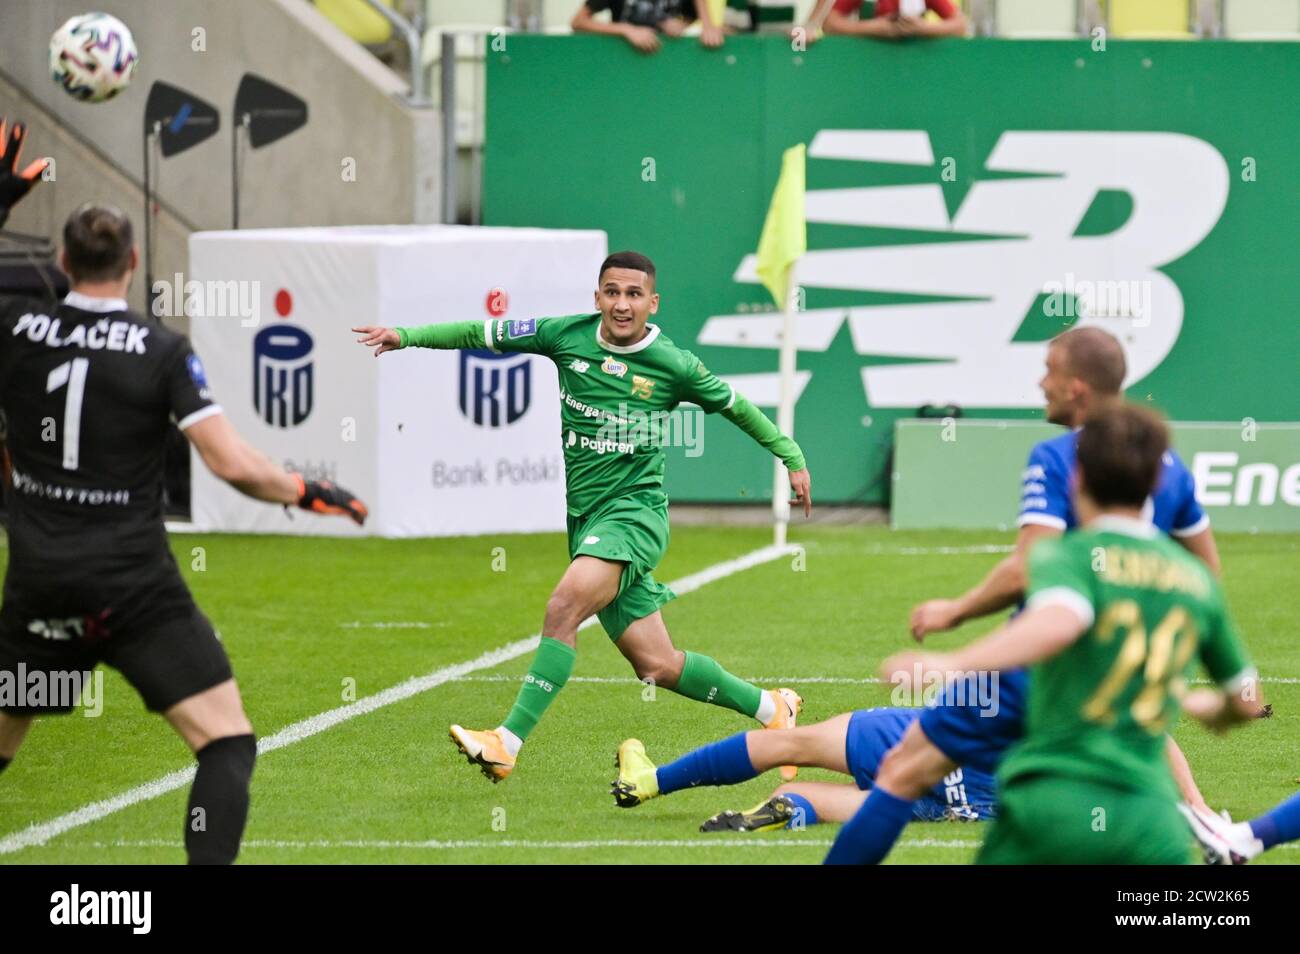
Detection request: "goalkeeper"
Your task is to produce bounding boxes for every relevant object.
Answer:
[354,251,812,783]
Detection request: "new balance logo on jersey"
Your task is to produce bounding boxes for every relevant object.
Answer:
[459,349,531,427]
[253,324,313,428]
[568,359,589,373]
[11,313,149,353]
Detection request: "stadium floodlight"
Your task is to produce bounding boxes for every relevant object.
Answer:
[231,74,309,229]
[142,81,220,313]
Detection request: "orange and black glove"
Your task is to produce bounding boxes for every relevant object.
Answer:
[293,475,368,526]
[0,119,48,226]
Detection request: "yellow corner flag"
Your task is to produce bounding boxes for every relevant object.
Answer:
[755,143,807,311]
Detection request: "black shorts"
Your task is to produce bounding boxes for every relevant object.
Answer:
[0,570,233,715]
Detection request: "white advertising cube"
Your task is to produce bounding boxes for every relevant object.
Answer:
[187,225,607,536]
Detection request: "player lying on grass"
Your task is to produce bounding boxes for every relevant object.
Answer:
[610,705,995,831]
[875,402,1263,864]
[0,154,367,864]
[824,327,1228,865]
[354,251,812,783]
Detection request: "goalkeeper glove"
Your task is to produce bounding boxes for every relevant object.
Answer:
[0,119,48,226]
[293,475,368,525]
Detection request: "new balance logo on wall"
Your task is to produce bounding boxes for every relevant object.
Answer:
[701,130,1229,409]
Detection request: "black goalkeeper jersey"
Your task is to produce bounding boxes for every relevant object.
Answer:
[0,292,219,581]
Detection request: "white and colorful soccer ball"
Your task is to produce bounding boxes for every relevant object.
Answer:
[49,12,139,103]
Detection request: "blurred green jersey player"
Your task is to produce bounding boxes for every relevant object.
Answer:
[875,402,1263,865]
[354,251,812,782]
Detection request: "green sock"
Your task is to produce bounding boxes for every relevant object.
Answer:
[501,637,576,742]
[674,651,764,718]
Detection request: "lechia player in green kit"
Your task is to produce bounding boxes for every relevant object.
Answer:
[353,252,812,783]
[881,402,1264,864]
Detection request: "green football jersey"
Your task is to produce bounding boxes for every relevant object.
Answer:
[1001,515,1254,797]
[396,313,806,516]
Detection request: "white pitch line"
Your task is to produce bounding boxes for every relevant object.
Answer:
[453,675,887,685]
[60,836,1300,852]
[892,545,1014,555]
[0,543,797,856]
[338,621,437,630]
[452,675,1300,687]
[72,836,983,851]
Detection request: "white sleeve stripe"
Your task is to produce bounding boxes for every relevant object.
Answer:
[724,386,736,411]
[1171,514,1211,538]
[1017,513,1067,530]
[483,319,498,353]
[1027,586,1096,627]
[1220,666,1259,695]
[177,404,223,431]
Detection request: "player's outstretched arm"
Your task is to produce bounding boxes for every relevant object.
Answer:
[684,376,808,515]
[883,603,1088,687]
[0,117,49,228]
[353,320,489,357]
[909,522,1058,640]
[184,413,367,524]
[720,397,812,516]
[1176,526,1222,577]
[1181,685,1265,733]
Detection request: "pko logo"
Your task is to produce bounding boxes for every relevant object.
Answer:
[253,324,313,427]
[459,349,530,427]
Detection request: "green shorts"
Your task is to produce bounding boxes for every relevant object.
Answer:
[567,489,675,641]
[977,774,1196,865]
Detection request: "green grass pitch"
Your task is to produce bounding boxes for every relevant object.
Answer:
[1,525,1296,865]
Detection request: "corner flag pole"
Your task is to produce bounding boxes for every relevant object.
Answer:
[753,143,806,549]
[772,262,799,548]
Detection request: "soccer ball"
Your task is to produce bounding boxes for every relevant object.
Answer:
[49,12,139,103]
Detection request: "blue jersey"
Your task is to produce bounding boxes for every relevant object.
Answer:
[845,708,997,820]
[1017,429,1208,537]
[920,429,1209,771]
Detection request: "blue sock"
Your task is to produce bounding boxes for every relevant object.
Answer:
[782,792,818,829]
[823,787,915,865]
[655,732,756,795]
[1249,791,1300,850]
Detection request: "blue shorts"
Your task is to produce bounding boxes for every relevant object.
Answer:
[845,708,997,821]
[916,668,1028,777]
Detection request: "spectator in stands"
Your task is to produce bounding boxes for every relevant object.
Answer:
[799,0,967,40]
[572,0,726,54]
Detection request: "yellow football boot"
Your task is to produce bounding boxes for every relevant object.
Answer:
[449,724,516,783]
[610,738,660,808]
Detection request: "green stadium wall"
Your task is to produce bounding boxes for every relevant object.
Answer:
[484,36,1299,507]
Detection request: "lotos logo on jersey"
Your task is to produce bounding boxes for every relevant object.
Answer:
[600,356,627,378]
[459,349,531,427]
[253,324,313,427]
[704,130,1229,409]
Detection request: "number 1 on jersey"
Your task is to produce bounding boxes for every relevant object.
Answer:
[46,357,89,470]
